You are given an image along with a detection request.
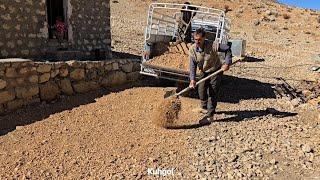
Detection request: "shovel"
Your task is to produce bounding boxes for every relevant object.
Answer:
[164,57,243,98]
[164,68,224,98]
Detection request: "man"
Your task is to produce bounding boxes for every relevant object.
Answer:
[189,28,232,123]
[179,2,197,43]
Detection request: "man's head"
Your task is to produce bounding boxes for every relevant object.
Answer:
[193,28,206,47]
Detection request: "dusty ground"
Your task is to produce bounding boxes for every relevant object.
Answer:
[1,0,320,179]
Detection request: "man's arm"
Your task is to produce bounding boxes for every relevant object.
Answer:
[189,55,197,81]
[189,55,197,88]
[218,44,232,65]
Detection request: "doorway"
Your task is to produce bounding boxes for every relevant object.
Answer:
[46,0,67,40]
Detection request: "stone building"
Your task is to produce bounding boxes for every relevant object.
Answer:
[0,0,111,60]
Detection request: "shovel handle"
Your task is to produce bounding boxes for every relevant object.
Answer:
[175,68,223,96]
[175,58,243,97]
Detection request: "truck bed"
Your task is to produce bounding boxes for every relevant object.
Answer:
[141,53,202,82]
[141,61,198,82]
[145,51,189,72]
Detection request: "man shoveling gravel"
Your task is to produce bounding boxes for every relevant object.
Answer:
[154,28,234,128]
[189,28,233,124]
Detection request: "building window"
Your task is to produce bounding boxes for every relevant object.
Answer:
[46,0,68,40]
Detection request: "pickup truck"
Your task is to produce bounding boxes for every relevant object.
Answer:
[140,3,245,82]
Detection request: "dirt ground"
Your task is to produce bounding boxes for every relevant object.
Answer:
[1,0,320,179]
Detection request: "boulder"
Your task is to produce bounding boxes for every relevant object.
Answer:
[265,10,272,16]
[16,78,25,85]
[7,99,24,110]
[67,60,81,68]
[40,81,60,101]
[0,79,7,89]
[58,79,74,95]
[0,90,15,104]
[102,71,127,87]
[28,75,39,83]
[302,144,313,153]
[37,64,52,73]
[15,85,39,99]
[73,81,100,93]
[253,19,260,26]
[112,62,119,70]
[59,68,69,77]
[121,62,133,73]
[70,69,85,80]
[269,15,276,21]
[87,70,98,80]
[5,67,17,78]
[51,69,60,78]
[19,67,29,74]
[39,73,51,83]
[54,62,67,69]
[86,62,95,69]
[119,59,127,64]
[105,64,113,71]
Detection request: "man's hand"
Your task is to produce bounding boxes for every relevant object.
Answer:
[221,64,230,71]
[189,80,196,89]
[212,41,219,52]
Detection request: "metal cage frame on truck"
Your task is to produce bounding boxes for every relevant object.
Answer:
[140,3,232,82]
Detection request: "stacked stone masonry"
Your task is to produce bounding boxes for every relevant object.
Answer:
[0,0,111,58]
[0,59,140,114]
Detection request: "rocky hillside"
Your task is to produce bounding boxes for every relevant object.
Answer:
[111,0,320,82]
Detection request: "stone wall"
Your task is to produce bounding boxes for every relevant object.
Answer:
[0,59,140,114]
[0,0,111,59]
[0,0,47,58]
[69,1,111,52]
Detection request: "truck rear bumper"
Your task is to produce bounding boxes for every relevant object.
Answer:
[140,62,202,82]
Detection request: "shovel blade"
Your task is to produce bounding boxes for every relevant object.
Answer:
[164,90,176,98]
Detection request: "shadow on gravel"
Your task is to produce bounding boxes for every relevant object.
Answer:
[0,89,111,136]
[216,108,298,122]
[218,75,277,103]
[0,77,175,136]
[185,75,277,103]
[242,56,265,62]
[167,108,297,130]
[166,119,211,130]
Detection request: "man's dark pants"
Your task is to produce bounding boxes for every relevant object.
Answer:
[198,71,223,117]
